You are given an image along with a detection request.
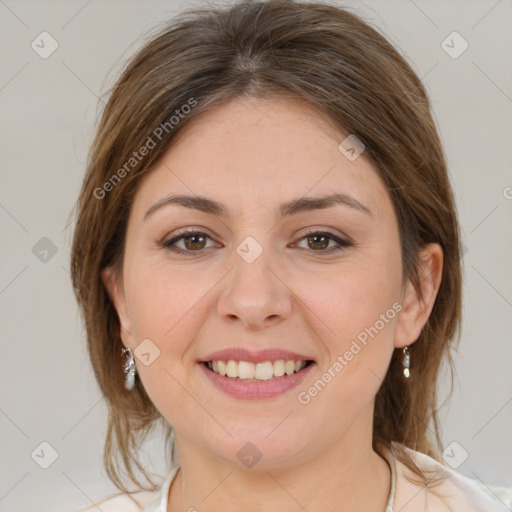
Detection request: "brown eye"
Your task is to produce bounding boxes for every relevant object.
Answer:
[295,231,352,253]
[163,230,216,254]
[163,229,352,256]
[182,233,207,250]
[307,233,330,250]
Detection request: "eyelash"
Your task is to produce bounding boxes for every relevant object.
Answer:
[161,228,353,256]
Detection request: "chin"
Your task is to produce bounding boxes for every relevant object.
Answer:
[200,422,315,470]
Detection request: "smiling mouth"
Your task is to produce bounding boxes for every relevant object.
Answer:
[202,359,315,381]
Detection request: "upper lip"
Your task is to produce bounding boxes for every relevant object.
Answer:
[199,348,315,364]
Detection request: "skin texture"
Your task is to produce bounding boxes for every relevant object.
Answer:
[103,96,443,512]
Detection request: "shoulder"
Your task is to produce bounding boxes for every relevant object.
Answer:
[75,490,158,512]
[394,444,512,512]
[74,466,180,512]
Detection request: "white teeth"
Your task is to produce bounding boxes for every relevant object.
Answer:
[255,361,274,380]
[206,359,309,380]
[217,360,227,376]
[273,359,285,377]
[226,360,238,378]
[238,361,255,379]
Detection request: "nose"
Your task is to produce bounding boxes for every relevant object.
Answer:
[217,248,293,330]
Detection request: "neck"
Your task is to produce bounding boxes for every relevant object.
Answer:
[167,411,391,512]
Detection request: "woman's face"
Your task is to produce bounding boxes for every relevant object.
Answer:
[104,96,425,469]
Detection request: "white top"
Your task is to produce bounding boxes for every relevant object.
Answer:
[79,442,512,512]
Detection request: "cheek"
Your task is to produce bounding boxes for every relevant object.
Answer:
[296,273,399,422]
[310,262,400,349]
[122,260,209,425]
[303,260,401,412]
[125,258,212,344]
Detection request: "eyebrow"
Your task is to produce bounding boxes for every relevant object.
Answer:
[143,192,373,220]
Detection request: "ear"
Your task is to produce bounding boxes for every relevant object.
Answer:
[394,243,443,349]
[101,266,133,346]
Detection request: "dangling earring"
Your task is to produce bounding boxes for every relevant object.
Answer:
[402,346,411,378]
[121,347,137,390]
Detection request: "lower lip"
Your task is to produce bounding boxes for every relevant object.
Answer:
[199,362,315,400]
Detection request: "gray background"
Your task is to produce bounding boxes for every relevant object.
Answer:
[0,0,511,510]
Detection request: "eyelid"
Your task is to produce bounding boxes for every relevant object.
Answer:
[292,229,353,252]
[162,227,220,249]
[295,226,352,243]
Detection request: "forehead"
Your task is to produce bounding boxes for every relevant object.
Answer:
[132,96,387,220]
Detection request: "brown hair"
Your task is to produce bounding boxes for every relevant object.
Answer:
[70,0,463,497]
